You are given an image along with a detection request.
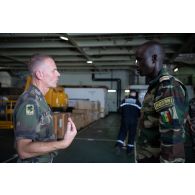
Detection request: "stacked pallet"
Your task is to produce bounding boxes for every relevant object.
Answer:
[52,100,101,139]
[65,87,109,118]
[53,112,69,140]
[72,100,101,127]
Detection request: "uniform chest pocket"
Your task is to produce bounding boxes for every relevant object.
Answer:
[36,111,53,140]
[40,111,51,126]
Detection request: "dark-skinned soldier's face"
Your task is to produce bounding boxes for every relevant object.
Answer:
[135,45,156,77]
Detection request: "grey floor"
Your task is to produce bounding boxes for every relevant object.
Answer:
[1,112,194,163]
[0,129,17,163]
[0,113,134,163]
[54,113,134,163]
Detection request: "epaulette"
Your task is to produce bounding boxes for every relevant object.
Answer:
[174,77,183,85]
[159,75,170,83]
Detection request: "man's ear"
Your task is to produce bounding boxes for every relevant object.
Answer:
[35,70,44,80]
[152,54,157,63]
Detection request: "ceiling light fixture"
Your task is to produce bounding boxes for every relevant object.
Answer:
[87,60,93,64]
[108,89,116,93]
[59,36,69,41]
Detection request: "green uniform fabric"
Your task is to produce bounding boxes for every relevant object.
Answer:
[136,67,189,162]
[14,85,57,163]
[185,97,195,147]
[189,98,195,132]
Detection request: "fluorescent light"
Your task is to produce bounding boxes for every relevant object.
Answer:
[108,89,116,93]
[60,36,69,41]
[173,67,178,72]
[87,60,93,64]
[125,89,130,93]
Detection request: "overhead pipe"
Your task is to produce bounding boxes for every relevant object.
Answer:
[91,72,121,110]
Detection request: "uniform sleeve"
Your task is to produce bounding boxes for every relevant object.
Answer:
[136,100,141,117]
[154,79,187,162]
[189,99,192,117]
[14,98,39,141]
[189,99,195,130]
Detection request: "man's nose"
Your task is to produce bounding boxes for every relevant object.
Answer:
[56,71,60,77]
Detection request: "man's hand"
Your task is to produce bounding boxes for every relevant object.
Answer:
[62,117,77,148]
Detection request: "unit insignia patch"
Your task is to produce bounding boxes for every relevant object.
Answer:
[26,104,34,115]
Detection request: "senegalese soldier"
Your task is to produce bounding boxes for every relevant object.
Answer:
[13,54,77,163]
[135,41,189,163]
[190,97,195,148]
[184,96,195,162]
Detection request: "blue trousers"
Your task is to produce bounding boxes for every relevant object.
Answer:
[116,120,137,147]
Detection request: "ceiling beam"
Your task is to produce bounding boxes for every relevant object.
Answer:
[0,33,59,38]
[0,47,175,56]
[0,38,183,49]
[169,34,195,63]
[61,33,92,62]
[0,55,133,62]
[0,54,27,65]
[75,38,183,47]
[0,61,135,66]
[0,41,74,49]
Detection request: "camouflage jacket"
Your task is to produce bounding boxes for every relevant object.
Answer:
[189,97,195,130]
[136,67,189,163]
[13,85,57,162]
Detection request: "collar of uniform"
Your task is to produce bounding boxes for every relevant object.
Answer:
[149,67,169,87]
[29,84,44,98]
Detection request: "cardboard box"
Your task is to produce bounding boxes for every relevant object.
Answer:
[91,101,100,111]
[75,100,93,110]
[53,113,58,137]
[52,112,69,140]
[71,113,85,130]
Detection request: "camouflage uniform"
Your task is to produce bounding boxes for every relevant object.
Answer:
[189,98,195,130]
[13,85,57,163]
[136,67,189,163]
[185,98,195,150]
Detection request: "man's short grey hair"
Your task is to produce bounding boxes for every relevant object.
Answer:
[28,54,53,75]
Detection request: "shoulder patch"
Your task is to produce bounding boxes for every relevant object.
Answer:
[159,76,170,83]
[154,97,173,111]
[161,111,172,123]
[26,104,35,115]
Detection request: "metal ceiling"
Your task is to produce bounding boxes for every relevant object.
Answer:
[0,33,195,72]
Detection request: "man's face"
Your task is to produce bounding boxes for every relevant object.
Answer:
[42,58,60,88]
[135,45,155,77]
